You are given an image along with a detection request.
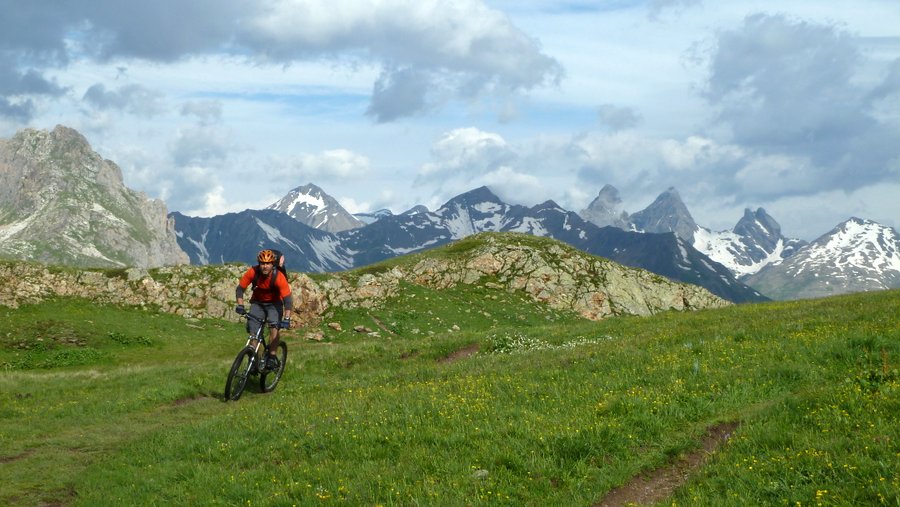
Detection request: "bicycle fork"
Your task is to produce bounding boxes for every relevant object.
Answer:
[246,337,267,372]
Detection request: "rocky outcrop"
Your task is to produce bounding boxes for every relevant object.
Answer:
[0,233,729,325]
[0,126,188,268]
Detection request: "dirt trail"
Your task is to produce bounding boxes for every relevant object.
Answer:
[439,343,480,363]
[595,421,740,507]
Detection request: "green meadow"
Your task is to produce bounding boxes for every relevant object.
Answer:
[1,279,898,505]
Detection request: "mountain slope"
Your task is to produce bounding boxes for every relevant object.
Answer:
[745,218,900,300]
[171,209,352,271]
[0,126,187,268]
[693,208,807,279]
[267,183,364,233]
[577,226,767,304]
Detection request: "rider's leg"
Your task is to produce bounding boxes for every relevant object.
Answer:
[269,326,280,357]
[247,303,266,337]
[267,302,284,359]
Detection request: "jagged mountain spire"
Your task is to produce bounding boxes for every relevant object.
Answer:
[579,184,631,229]
[733,208,782,252]
[630,187,697,241]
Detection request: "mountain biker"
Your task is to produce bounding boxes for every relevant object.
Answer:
[235,249,293,371]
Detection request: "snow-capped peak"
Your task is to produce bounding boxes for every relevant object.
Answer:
[692,208,806,280]
[809,218,900,273]
[266,183,364,233]
[744,217,900,300]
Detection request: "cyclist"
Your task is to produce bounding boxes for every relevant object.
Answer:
[235,249,293,371]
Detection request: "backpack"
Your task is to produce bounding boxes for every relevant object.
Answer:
[251,249,288,288]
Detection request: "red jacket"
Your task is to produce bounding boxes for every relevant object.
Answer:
[238,267,292,303]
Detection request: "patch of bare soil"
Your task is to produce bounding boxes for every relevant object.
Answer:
[0,449,35,464]
[439,343,480,363]
[171,394,214,406]
[595,421,740,507]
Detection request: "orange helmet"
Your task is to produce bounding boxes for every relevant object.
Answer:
[257,249,277,263]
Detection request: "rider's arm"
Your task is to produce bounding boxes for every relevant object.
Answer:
[235,285,245,306]
[282,295,293,318]
[276,273,293,318]
[235,268,254,305]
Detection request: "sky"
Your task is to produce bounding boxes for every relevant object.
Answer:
[1,0,899,241]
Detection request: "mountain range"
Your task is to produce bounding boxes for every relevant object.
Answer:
[172,185,766,303]
[1,125,898,302]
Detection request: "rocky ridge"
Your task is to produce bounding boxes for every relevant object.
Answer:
[0,233,729,328]
[0,126,187,268]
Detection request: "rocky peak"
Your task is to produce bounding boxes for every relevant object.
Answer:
[267,182,364,233]
[0,125,188,268]
[630,187,697,241]
[443,186,504,208]
[733,207,782,252]
[579,184,631,229]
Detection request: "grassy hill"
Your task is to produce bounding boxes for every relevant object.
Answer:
[0,273,898,504]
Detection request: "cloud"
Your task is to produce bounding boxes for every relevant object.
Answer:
[415,127,582,208]
[647,0,701,21]
[250,0,564,122]
[0,52,68,120]
[170,125,234,167]
[82,83,166,116]
[269,149,372,183]
[597,104,641,132]
[167,165,228,215]
[180,100,223,125]
[0,98,35,122]
[417,127,515,180]
[0,0,562,122]
[702,13,900,197]
[479,166,543,204]
[367,66,432,122]
[574,132,745,195]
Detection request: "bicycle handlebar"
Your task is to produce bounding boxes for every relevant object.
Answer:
[242,313,264,323]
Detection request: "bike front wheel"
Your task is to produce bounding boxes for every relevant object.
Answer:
[260,341,288,393]
[224,346,256,401]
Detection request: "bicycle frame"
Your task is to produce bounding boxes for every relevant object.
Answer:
[243,313,270,371]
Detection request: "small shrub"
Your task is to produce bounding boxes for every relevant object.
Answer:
[106,331,153,346]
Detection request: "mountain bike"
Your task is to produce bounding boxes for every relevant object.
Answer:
[224,313,288,401]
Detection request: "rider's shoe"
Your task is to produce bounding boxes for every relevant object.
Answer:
[266,355,280,371]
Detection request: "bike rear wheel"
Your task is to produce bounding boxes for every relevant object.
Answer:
[260,341,288,393]
[224,346,256,401]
